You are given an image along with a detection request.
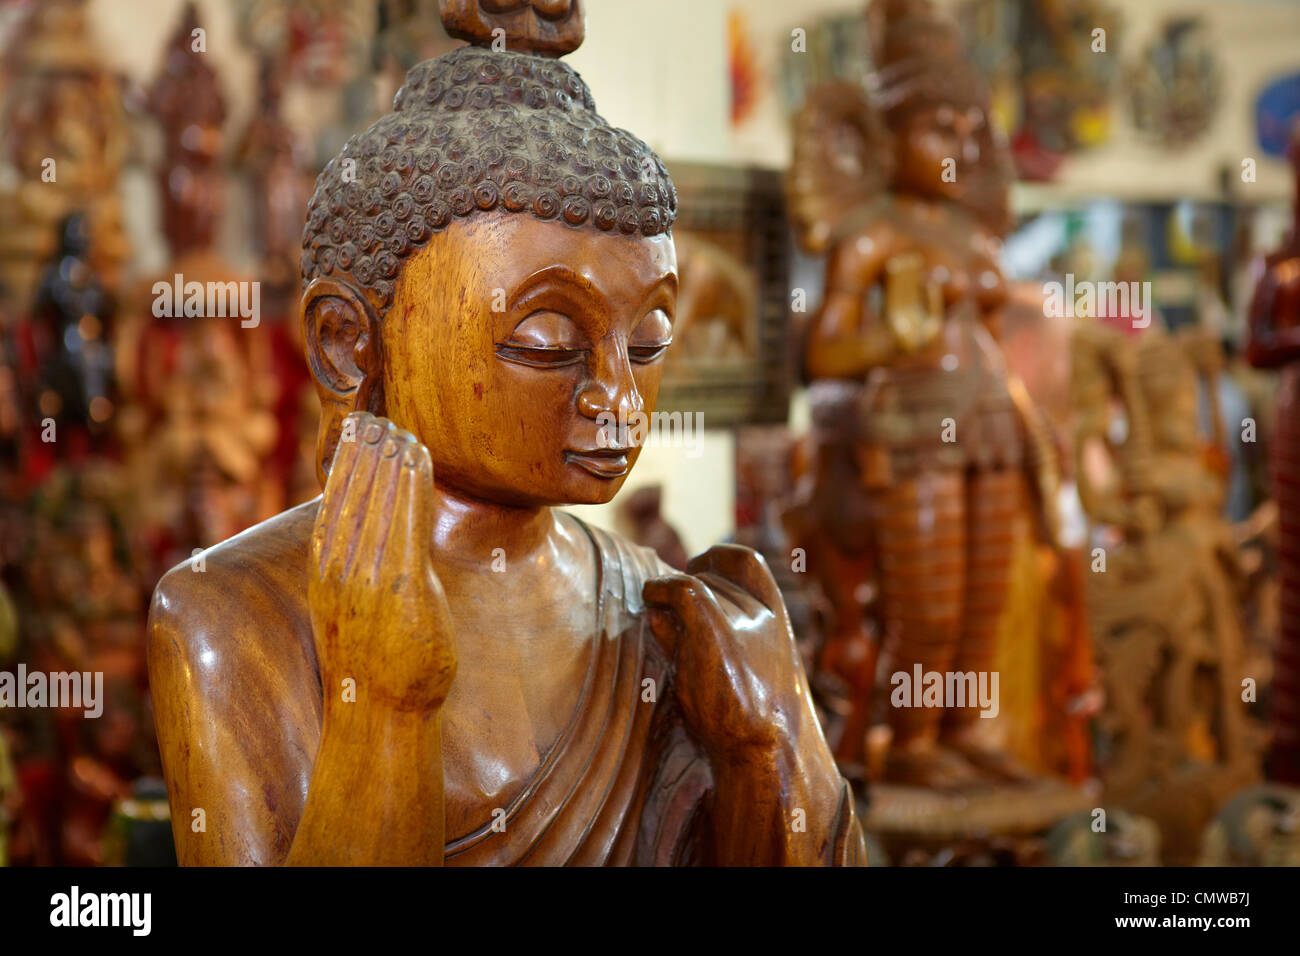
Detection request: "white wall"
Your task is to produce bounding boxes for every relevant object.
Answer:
[724,0,1300,203]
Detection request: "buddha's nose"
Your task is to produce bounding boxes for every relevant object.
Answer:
[577,339,643,422]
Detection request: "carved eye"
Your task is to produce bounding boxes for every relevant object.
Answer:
[628,308,672,363]
[496,310,586,367]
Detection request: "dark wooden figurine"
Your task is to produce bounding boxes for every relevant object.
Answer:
[1247,123,1300,786]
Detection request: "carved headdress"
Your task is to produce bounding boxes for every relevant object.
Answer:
[865,0,990,119]
[300,0,678,315]
[787,0,1012,252]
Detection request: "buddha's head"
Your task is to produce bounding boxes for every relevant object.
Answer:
[298,44,677,507]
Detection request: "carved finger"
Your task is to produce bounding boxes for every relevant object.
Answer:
[315,410,373,573]
[354,432,410,586]
[642,572,727,659]
[388,438,435,574]
[324,416,392,581]
[686,544,782,615]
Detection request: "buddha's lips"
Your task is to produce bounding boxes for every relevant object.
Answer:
[564,447,631,479]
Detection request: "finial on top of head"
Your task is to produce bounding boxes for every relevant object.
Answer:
[439,0,585,58]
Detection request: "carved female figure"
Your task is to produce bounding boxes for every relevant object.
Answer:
[147,2,863,865]
[787,0,1046,788]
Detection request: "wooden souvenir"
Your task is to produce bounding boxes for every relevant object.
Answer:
[789,0,1035,788]
[785,0,1092,859]
[5,464,152,865]
[779,384,878,772]
[237,57,313,312]
[147,3,864,866]
[1199,784,1300,866]
[0,0,128,309]
[1072,319,1262,863]
[619,485,688,571]
[236,55,321,508]
[116,3,281,580]
[24,213,118,451]
[1247,123,1300,786]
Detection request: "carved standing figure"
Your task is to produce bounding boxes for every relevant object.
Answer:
[787,0,1051,789]
[117,3,280,578]
[147,0,864,866]
[1072,318,1259,862]
[1247,122,1300,786]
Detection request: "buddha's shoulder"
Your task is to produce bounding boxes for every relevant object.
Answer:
[148,499,320,667]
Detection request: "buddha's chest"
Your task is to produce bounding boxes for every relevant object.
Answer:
[435,615,595,840]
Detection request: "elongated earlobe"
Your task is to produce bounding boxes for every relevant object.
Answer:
[301,277,384,488]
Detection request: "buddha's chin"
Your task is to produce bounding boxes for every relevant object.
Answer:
[560,465,632,505]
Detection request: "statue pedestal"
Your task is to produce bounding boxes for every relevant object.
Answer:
[863,779,1094,866]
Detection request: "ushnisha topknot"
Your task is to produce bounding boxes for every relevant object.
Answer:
[300,45,678,312]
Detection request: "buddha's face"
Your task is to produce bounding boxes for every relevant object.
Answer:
[893,103,987,202]
[380,212,677,507]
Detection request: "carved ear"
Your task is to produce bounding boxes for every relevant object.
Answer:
[301,277,383,488]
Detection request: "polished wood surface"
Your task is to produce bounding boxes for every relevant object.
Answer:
[148,7,863,865]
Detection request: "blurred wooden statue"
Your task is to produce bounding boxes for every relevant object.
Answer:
[787,0,1058,790]
[116,3,280,578]
[1199,784,1300,866]
[146,0,865,866]
[780,383,878,773]
[236,55,321,507]
[1247,123,1300,787]
[0,0,129,309]
[21,214,118,458]
[237,56,313,315]
[620,485,688,571]
[5,464,151,865]
[1072,318,1260,863]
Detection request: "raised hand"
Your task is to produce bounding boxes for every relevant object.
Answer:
[308,410,456,712]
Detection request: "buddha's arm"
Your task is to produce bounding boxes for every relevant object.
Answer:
[148,557,322,866]
[149,566,449,866]
[286,694,446,865]
[288,413,456,865]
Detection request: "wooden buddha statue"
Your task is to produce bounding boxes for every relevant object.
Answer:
[787,0,1047,789]
[148,0,864,866]
[1247,122,1300,786]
